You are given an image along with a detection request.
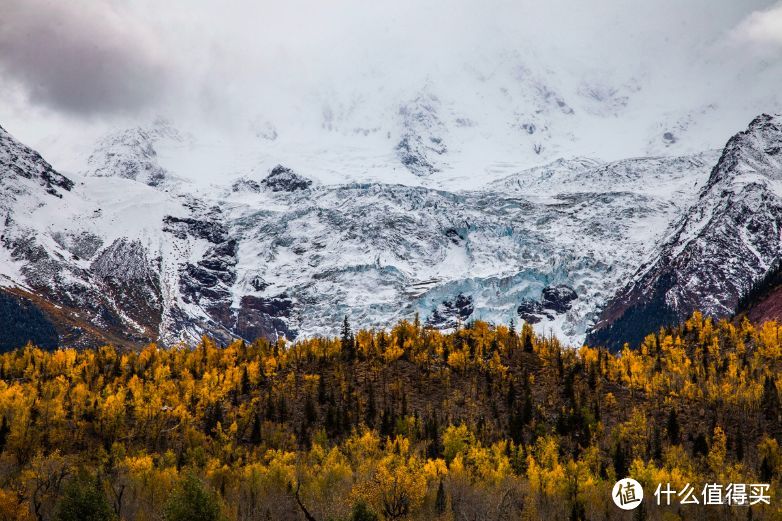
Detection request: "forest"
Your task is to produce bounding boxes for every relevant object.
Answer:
[0,312,778,520]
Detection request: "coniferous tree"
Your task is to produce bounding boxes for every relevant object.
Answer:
[761,376,780,422]
[163,474,221,521]
[612,444,628,478]
[240,366,250,395]
[304,394,317,425]
[55,475,115,521]
[693,433,709,458]
[249,412,262,444]
[366,384,377,428]
[435,480,446,515]
[521,323,534,352]
[0,416,9,453]
[667,409,680,445]
[342,315,356,361]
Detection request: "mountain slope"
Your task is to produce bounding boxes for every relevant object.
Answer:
[587,114,782,350]
[0,118,727,350]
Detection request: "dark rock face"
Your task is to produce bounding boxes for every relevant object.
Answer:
[517,298,548,324]
[235,295,297,340]
[541,285,578,313]
[0,134,303,347]
[180,239,237,307]
[427,293,474,328]
[517,285,577,324]
[0,290,58,351]
[169,213,295,344]
[588,114,782,351]
[231,178,262,193]
[232,165,312,193]
[261,165,312,192]
[52,231,103,260]
[163,216,228,243]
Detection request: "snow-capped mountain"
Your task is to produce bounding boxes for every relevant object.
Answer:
[587,114,782,350]
[0,115,728,351]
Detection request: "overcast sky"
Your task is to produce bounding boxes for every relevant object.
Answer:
[1,0,781,172]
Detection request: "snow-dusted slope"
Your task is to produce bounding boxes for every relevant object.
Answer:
[0,116,736,350]
[0,122,242,348]
[588,114,782,349]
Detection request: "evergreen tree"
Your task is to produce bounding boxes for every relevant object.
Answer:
[55,474,115,521]
[435,480,446,515]
[506,380,516,408]
[521,323,534,352]
[760,456,774,482]
[0,416,9,453]
[612,444,628,478]
[163,474,222,521]
[366,384,377,428]
[692,433,709,458]
[304,393,318,425]
[667,409,680,445]
[341,316,356,361]
[761,376,780,422]
[249,412,262,444]
[240,366,250,395]
[317,374,327,405]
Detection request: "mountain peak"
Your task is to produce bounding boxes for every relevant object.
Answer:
[84,120,185,187]
[705,112,782,189]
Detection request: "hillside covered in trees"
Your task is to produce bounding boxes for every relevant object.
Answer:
[0,313,779,520]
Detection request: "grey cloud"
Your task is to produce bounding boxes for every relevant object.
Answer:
[0,0,170,115]
[0,0,779,128]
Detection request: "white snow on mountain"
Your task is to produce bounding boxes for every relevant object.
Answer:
[0,114,725,347]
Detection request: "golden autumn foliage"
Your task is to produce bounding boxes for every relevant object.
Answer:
[0,313,776,519]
